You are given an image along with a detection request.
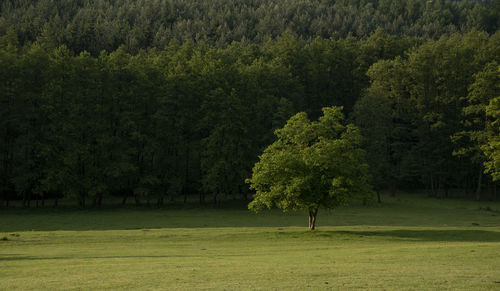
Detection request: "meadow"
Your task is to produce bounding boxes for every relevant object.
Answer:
[1,194,500,290]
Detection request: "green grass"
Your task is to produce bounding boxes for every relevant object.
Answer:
[1,193,500,290]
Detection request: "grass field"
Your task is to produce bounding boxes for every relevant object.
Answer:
[1,194,500,290]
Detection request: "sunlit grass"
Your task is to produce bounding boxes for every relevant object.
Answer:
[1,194,500,290]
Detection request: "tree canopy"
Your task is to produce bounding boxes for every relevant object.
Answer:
[1,0,499,55]
[247,106,372,230]
[0,3,499,207]
[484,96,500,181]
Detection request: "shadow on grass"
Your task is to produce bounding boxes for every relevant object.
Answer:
[216,228,500,243]
[1,202,500,232]
[320,229,500,242]
[0,208,309,231]
[0,254,246,262]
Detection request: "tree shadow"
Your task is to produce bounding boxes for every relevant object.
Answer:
[0,255,67,261]
[332,229,500,242]
[0,253,247,262]
[240,228,500,243]
[1,206,500,232]
[0,208,309,231]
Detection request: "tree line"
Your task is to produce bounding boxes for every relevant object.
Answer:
[0,0,499,55]
[354,32,500,201]
[0,28,498,207]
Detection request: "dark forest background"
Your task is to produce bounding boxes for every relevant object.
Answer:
[0,0,499,207]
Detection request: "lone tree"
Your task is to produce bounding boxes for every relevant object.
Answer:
[247,106,373,230]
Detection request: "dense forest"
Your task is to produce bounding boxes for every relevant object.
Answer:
[0,0,499,207]
[1,0,500,54]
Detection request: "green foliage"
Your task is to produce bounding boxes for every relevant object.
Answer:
[247,107,373,228]
[352,89,393,190]
[484,96,500,181]
[1,0,498,54]
[452,61,500,190]
[361,31,499,198]
[0,13,499,206]
[200,88,251,202]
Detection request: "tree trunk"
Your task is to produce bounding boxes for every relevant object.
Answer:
[53,196,58,208]
[488,180,496,201]
[23,189,30,208]
[184,147,190,205]
[437,175,443,199]
[308,208,318,230]
[157,196,164,207]
[462,177,468,196]
[389,180,396,197]
[475,166,482,201]
[158,188,167,207]
[376,190,382,204]
[79,197,86,208]
[464,175,475,196]
[430,174,436,197]
[121,195,127,205]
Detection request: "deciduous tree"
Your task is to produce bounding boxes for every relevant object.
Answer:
[247,106,372,230]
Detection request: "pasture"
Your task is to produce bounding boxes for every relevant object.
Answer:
[1,194,500,290]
